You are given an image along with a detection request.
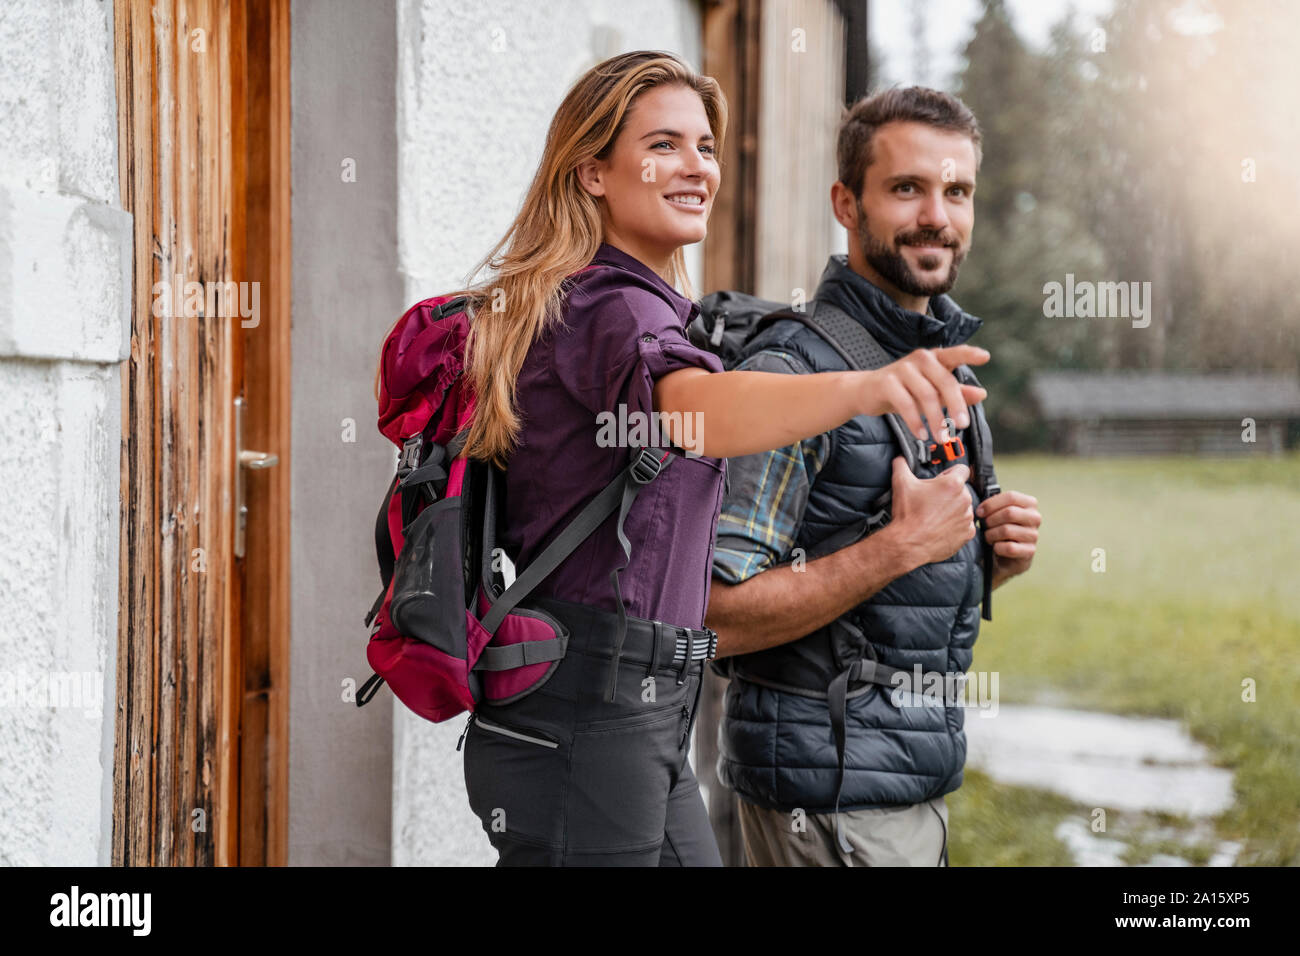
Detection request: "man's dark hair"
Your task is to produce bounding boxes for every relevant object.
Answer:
[836,86,983,195]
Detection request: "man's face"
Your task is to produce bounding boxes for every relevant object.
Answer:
[843,121,977,303]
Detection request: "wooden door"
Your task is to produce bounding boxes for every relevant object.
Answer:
[113,0,291,867]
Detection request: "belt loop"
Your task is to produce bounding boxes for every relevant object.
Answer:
[676,627,691,685]
[647,620,664,682]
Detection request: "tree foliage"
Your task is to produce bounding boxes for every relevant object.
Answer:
[949,0,1300,449]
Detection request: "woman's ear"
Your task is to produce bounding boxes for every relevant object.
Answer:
[576,157,606,198]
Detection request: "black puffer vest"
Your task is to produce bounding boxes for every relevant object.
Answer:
[718,256,993,817]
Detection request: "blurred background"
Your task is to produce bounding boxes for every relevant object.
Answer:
[860,0,1300,869]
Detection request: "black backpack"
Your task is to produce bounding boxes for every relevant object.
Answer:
[689,290,1000,619]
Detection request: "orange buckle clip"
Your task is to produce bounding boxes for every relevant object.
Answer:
[928,436,966,466]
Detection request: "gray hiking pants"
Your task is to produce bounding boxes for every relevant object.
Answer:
[462,596,723,866]
[738,796,950,866]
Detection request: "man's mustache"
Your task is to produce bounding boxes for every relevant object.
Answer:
[896,230,959,248]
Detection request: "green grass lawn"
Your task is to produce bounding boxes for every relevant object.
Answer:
[947,453,1300,867]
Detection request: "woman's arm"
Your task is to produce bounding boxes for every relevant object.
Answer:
[652,345,990,459]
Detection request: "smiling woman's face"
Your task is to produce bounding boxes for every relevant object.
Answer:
[577,84,720,271]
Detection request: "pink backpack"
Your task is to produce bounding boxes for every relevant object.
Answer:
[356,293,675,721]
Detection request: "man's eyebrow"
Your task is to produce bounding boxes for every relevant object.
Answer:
[884,172,976,189]
[640,128,716,142]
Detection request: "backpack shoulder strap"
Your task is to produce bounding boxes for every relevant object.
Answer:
[955,365,999,498]
[955,364,1000,621]
[772,300,927,472]
[790,300,895,369]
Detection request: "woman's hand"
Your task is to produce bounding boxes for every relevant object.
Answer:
[856,345,990,439]
[652,344,990,459]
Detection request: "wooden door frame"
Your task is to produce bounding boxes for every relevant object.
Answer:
[234,0,292,868]
[113,0,291,867]
[702,0,763,296]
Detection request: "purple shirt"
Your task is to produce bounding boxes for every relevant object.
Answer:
[501,243,727,630]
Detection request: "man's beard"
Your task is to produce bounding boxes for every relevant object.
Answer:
[857,201,968,301]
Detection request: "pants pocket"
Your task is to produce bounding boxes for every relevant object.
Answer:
[566,707,683,853]
[463,714,564,846]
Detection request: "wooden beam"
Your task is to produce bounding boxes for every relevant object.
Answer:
[236,0,292,867]
[702,0,762,295]
[113,0,238,866]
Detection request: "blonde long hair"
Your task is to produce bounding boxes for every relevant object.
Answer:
[375,51,727,468]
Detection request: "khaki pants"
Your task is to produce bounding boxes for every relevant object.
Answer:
[738,797,949,867]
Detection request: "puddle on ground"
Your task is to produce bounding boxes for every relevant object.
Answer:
[965,704,1240,865]
[964,704,1235,816]
[1052,818,1242,867]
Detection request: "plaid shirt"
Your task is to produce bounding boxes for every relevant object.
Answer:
[712,349,831,585]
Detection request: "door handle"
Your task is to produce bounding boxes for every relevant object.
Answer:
[239,450,280,469]
[235,396,279,558]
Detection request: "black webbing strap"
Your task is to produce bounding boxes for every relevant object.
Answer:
[399,446,449,528]
[826,647,918,858]
[957,366,1000,622]
[606,458,657,701]
[356,672,385,707]
[765,301,922,555]
[647,621,666,682]
[479,447,674,644]
[473,634,568,671]
[803,506,892,563]
[827,666,856,856]
[363,472,400,632]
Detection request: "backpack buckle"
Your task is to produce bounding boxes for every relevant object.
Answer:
[630,447,668,484]
[865,507,891,534]
[927,435,965,466]
[398,435,423,478]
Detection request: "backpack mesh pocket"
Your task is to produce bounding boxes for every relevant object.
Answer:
[389,496,468,660]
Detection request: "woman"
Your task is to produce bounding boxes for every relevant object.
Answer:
[435,51,987,866]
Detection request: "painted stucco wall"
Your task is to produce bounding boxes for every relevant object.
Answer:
[392,0,704,866]
[289,0,404,867]
[0,0,131,866]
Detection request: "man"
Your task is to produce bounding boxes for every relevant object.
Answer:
[706,87,1042,866]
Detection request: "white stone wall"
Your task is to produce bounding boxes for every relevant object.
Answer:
[0,0,131,865]
[392,0,703,866]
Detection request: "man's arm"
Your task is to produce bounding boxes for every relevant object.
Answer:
[708,457,978,658]
[708,522,918,657]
